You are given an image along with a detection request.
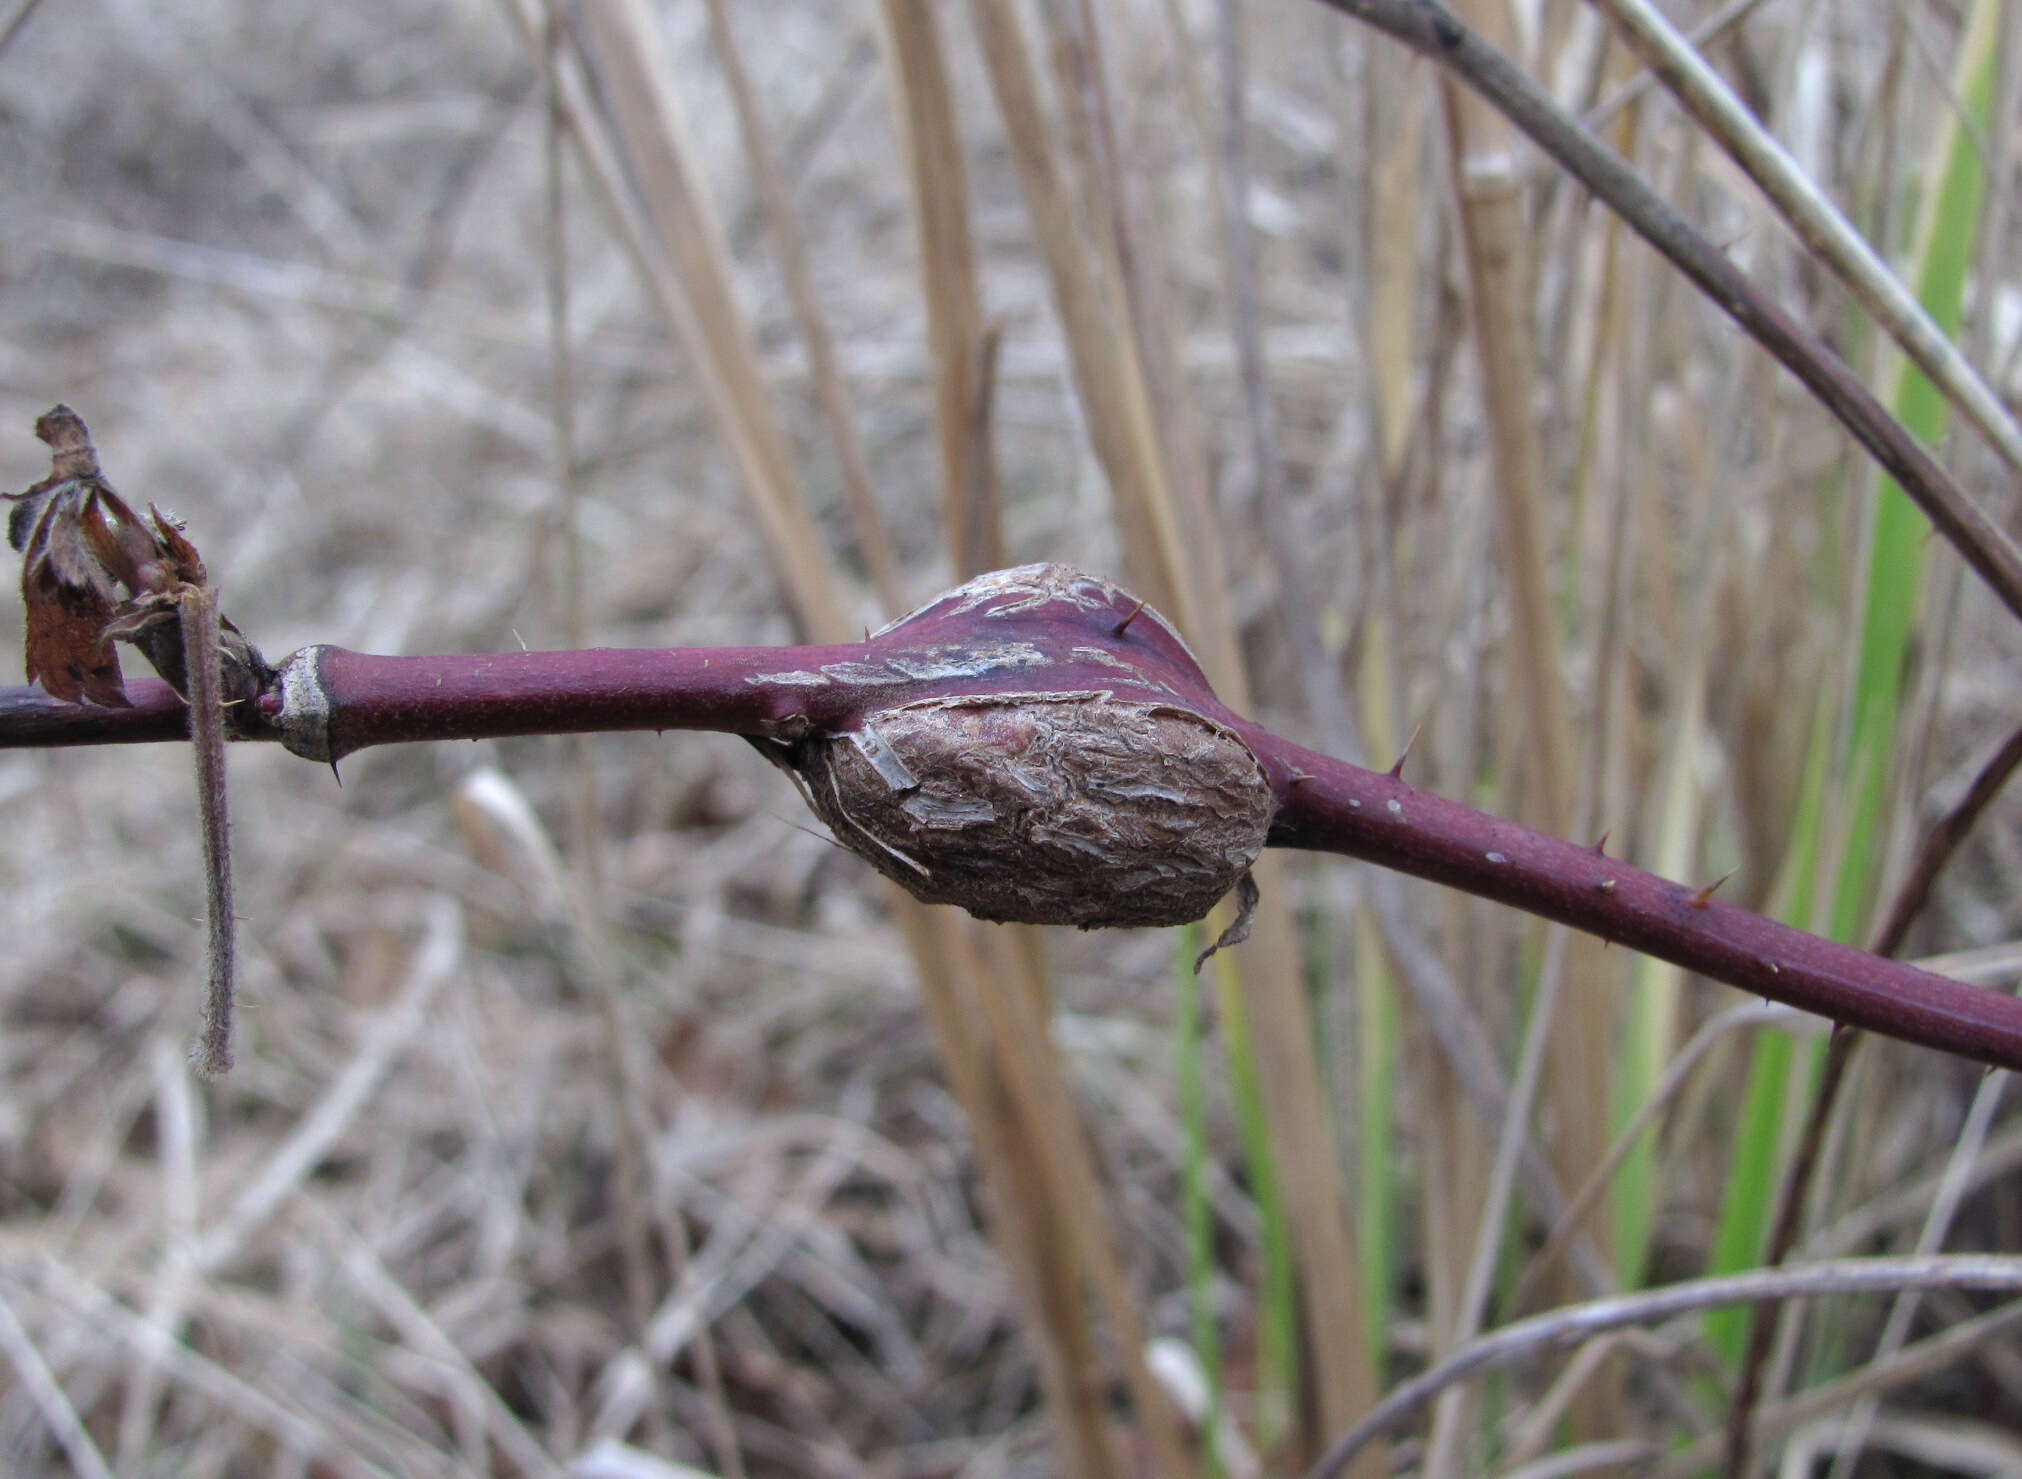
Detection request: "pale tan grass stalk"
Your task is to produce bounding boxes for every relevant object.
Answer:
[1414,1037,1483,1446]
[564,0,846,640]
[1036,0,1116,292]
[1423,927,1570,1473]
[973,8,1382,1458]
[878,0,1004,581]
[1588,0,2022,480]
[1574,91,1645,924]
[880,13,1152,1472]
[1439,1,1620,1441]
[1056,3,1243,685]
[541,23,740,1464]
[1357,40,1426,486]
[896,907,1122,1479]
[1436,50,1576,837]
[1564,95,1635,635]
[1203,21,1400,1458]
[964,923,1198,1479]
[529,13,1154,1474]
[540,0,647,1360]
[1346,42,1433,1398]
[968,0,1191,626]
[0,1280,112,1479]
[708,0,905,611]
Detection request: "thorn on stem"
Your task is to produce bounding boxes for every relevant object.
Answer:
[1689,870,1735,909]
[1388,719,1423,779]
[1593,830,1610,856]
[1112,597,1149,638]
[1285,767,1313,788]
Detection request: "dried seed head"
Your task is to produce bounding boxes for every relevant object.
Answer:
[787,566,1273,929]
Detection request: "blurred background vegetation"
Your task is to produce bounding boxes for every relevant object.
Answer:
[3,0,2022,1474]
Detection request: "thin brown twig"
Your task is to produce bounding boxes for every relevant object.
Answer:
[1873,721,2022,961]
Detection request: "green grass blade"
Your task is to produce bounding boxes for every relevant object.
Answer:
[1353,912,1396,1368]
[1829,0,1994,946]
[1212,948,1297,1457]
[1705,688,1831,1362]
[1176,924,1226,1479]
[1705,11,1995,1368]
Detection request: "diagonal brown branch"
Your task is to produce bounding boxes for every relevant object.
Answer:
[1307,0,2022,628]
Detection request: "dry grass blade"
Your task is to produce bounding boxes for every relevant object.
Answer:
[708,0,905,611]
[972,2,1379,1455]
[1311,0,2022,629]
[895,908,1121,1479]
[521,0,845,640]
[1436,0,1616,1433]
[879,0,1003,582]
[511,8,1173,1472]
[23,1259,401,1478]
[0,1281,114,1479]
[1587,0,2022,479]
[967,0,1190,626]
[302,1200,566,1479]
[962,924,1198,1479]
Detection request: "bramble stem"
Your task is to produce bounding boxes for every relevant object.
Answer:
[7,572,2022,1073]
[0,679,191,745]
[1259,736,2022,1070]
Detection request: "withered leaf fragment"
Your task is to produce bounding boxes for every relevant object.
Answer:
[5,406,213,705]
[6,406,259,1077]
[4,407,264,710]
[5,406,141,705]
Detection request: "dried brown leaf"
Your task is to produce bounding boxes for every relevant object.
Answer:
[4,407,241,707]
